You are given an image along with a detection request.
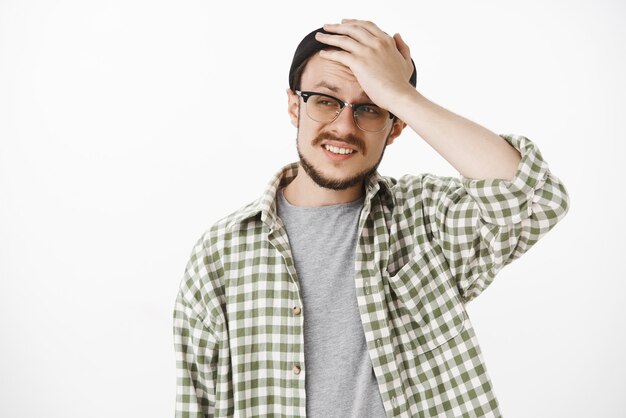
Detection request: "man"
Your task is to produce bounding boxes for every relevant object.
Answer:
[173,19,570,417]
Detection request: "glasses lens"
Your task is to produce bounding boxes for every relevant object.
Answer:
[306,94,341,123]
[355,105,390,132]
[303,93,390,132]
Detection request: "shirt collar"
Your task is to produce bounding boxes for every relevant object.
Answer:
[227,162,396,231]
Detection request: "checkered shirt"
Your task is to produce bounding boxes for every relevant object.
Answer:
[173,133,570,417]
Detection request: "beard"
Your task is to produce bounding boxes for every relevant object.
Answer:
[297,144,386,190]
[295,107,389,190]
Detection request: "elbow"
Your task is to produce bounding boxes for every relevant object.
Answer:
[553,173,571,221]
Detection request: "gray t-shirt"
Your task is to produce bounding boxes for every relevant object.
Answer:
[276,188,387,418]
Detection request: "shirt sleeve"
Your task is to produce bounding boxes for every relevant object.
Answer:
[421,133,570,302]
[173,236,224,417]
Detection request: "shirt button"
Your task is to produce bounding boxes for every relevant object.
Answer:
[391,396,398,408]
[292,306,301,315]
[292,365,301,375]
[376,338,382,346]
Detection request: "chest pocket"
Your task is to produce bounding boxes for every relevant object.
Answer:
[386,240,466,355]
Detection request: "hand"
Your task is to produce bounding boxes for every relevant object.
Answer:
[314,18,414,112]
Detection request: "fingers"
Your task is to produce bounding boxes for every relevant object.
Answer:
[321,22,377,45]
[339,18,388,39]
[315,31,362,53]
[318,49,353,68]
[393,33,411,61]
[318,19,394,52]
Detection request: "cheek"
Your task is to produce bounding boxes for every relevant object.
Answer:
[296,124,318,153]
[365,137,387,157]
[298,119,321,141]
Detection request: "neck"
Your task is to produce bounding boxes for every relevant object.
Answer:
[282,165,365,207]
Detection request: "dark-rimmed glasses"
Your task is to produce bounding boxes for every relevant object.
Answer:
[295,90,394,133]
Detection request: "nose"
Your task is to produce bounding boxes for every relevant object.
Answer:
[330,105,360,134]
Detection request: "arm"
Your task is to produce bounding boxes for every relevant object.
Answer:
[173,292,218,417]
[391,89,522,181]
[413,133,570,301]
[316,19,522,182]
[315,19,570,300]
[173,234,226,417]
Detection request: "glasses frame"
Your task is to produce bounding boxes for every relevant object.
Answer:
[294,89,395,133]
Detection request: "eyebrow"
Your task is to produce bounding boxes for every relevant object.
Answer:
[312,81,372,103]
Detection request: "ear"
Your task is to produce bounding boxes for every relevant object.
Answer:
[286,88,300,128]
[385,118,407,146]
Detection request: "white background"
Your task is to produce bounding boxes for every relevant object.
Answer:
[1,1,624,417]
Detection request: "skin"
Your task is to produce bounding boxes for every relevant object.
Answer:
[284,53,407,207]
[284,19,522,208]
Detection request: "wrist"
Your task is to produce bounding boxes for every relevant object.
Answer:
[386,86,422,118]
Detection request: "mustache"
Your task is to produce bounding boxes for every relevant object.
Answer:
[312,132,366,154]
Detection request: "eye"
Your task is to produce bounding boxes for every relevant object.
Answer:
[312,95,339,107]
[360,105,382,115]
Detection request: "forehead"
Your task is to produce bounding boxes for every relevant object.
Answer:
[300,53,371,102]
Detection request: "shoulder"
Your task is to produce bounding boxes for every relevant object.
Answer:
[195,196,264,252]
[177,199,264,324]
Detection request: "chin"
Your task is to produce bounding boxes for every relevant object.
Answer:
[299,154,377,191]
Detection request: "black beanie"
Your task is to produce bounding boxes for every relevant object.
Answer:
[288,27,417,91]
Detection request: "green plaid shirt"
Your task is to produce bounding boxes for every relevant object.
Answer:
[173,133,570,417]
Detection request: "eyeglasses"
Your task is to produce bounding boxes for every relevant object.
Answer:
[295,90,395,133]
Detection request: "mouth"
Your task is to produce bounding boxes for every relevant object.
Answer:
[321,143,357,161]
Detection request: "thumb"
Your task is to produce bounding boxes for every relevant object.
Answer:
[393,33,411,60]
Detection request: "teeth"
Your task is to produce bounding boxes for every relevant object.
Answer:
[324,144,355,155]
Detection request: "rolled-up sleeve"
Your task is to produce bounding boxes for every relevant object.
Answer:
[424,134,570,302]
